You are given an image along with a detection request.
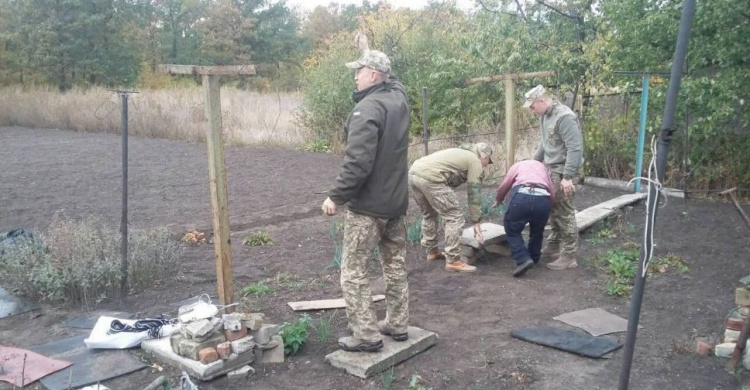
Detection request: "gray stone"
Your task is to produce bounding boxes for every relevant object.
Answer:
[460,223,506,248]
[176,331,227,360]
[715,342,736,358]
[142,337,255,381]
[183,319,214,338]
[325,326,437,378]
[725,329,741,343]
[257,336,285,364]
[460,245,477,258]
[252,323,281,345]
[485,243,511,257]
[741,275,750,287]
[240,313,265,331]
[230,336,256,354]
[227,365,255,380]
[223,313,243,331]
[259,338,280,350]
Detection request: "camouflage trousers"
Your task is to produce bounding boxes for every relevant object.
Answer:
[547,172,579,256]
[409,175,464,262]
[341,211,409,342]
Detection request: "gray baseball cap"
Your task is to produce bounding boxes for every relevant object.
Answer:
[475,142,494,164]
[523,85,547,108]
[345,50,391,73]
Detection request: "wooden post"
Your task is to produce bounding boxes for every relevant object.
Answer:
[203,74,234,311]
[504,78,515,171]
[158,64,255,311]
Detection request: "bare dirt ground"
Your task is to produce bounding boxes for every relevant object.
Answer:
[1,126,748,390]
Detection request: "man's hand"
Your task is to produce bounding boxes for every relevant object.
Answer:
[473,223,484,245]
[321,197,337,216]
[561,178,576,197]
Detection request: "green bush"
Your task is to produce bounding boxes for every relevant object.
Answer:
[279,314,312,355]
[0,214,181,304]
[243,231,273,246]
[242,281,273,296]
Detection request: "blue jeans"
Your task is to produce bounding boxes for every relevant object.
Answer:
[503,186,552,266]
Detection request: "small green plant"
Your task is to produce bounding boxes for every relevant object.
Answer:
[302,138,330,153]
[380,366,395,390]
[313,313,334,342]
[279,314,312,355]
[649,253,690,275]
[243,231,273,246]
[596,248,638,297]
[274,272,304,290]
[405,374,432,390]
[328,244,343,269]
[481,192,503,219]
[329,218,345,239]
[407,218,422,244]
[242,281,273,296]
[606,280,632,297]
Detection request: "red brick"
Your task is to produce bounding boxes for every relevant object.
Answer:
[217,342,232,360]
[727,317,745,332]
[225,327,248,342]
[199,347,218,364]
[696,341,712,356]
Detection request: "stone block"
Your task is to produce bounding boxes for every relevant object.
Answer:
[460,245,477,258]
[725,329,741,343]
[744,345,750,370]
[142,337,255,381]
[227,365,255,380]
[485,243,511,257]
[170,332,183,354]
[182,318,213,338]
[223,313,243,331]
[199,347,218,364]
[326,326,437,378]
[741,307,750,317]
[461,223,506,248]
[240,313,265,331]
[225,326,248,342]
[176,331,226,360]
[736,287,750,307]
[257,336,285,364]
[715,342,736,358]
[252,324,281,345]
[230,336,256,354]
[217,342,232,360]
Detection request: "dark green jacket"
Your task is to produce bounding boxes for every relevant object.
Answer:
[329,76,411,218]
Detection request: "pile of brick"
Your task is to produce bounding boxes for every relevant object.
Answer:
[697,286,750,369]
[170,311,285,379]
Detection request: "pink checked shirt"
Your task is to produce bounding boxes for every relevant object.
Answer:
[495,160,556,204]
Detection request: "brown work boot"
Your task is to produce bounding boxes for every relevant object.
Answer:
[426,249,446,261]
[377,320,408,341]
[444,260,476,273]
[541,241,560,257]
[546,255,578,270]
[337,336,383,352]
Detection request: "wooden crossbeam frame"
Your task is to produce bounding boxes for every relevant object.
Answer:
[466,71,555,170]
[159,64,256,312]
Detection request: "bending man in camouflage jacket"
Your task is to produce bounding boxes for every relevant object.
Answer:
[321,50,410,352]
[408,143,494,273]
[524,85,584,270]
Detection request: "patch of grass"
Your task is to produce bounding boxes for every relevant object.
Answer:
[407,218,422,244]
[649,253,690,275]
[328,244,343,270]
[405,374,432,390]
[279,314,312,355]
[302,138,330,153]
[313,313,334,343]
[241,281,273,296]
[596,248,638,297]
[329,218,345,239]
[380,365,395,390]
[273,272,304,290]
[243,231,274,246]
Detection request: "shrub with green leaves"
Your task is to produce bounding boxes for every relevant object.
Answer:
[243,231,273,246]
[279,314,312,355]
[0,214,181,304]
[242,281,273,296]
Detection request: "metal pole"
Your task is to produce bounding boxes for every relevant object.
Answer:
[422,87,428,156]
[119,92,129,295]
[634,73,649,193]
[618,0,695,388]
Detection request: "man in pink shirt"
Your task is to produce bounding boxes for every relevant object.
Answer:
[494,160,555,277]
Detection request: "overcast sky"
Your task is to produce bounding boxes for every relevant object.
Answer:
[285,0,477,12]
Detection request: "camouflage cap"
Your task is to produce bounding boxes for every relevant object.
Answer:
[523,85,547,108]
[475,142,494,164]
[345,50,391,73]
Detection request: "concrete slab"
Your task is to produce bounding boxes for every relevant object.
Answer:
[142,337,254,381]
[0,286,39,319]
[460,223,506,248]
[325,326,437,378]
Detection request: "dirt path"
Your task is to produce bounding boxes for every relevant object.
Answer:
[1,127,747,389]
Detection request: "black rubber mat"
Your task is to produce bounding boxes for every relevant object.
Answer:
[511,326,622,358]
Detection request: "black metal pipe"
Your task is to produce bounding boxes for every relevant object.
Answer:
[120,93,129,296]
[618,0,696,388]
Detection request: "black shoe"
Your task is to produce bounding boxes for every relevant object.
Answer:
[338,336,384,352]
[378,320,409,341]
[513,259,535,277]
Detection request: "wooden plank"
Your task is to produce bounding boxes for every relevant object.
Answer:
[288,295,386,311]
[203,74,234,311]
[505,78,516,171]
[158,64,256,76]
[466,71,556,85]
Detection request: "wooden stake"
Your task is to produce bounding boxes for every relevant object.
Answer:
[203,74,234,311]
[504,78,516,170]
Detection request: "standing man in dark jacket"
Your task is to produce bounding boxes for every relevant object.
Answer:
[321,49,411,352]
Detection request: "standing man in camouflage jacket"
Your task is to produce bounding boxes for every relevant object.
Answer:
[321,49,411,352]
[524,85,584,270]
[408,143,494,273]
